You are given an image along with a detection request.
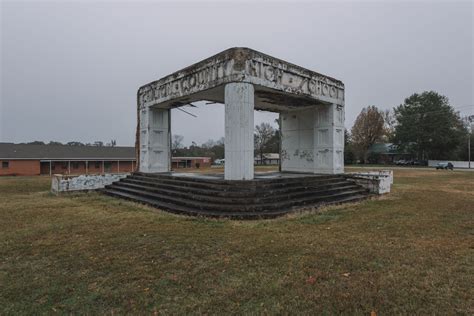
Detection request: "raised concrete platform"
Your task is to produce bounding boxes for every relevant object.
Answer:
[146,171,336,180]
[102,172,370,219]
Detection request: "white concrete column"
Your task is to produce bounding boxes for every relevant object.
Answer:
[280,108,316,173]
[313,103,344,174]
[224,82,254,180]
[280,103,344,174]
[139,106,171,173]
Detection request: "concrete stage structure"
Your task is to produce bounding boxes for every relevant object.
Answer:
[136,47,345,180]
[103,48,369,218]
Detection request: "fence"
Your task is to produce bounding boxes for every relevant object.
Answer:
[428,160,472,169]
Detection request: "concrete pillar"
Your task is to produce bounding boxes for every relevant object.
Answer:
[139,107,171,173]
[313,103,344,174]
[280,103,344,174]
[224,82,254,180]
[281,108,316,173]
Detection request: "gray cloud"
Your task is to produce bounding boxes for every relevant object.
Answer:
[1,0,472,146]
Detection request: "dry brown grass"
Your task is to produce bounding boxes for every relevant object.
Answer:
[0,169,473,314]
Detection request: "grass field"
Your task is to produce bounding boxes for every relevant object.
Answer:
[0,169,473,314]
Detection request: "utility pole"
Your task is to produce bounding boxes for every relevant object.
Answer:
[468,115,474,169]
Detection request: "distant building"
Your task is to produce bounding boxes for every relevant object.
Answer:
[171,157,212,169]
[367,143,411,164]
[254,153,280,165]
[0,143,136,176]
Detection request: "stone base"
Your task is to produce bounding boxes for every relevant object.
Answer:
[102,172,369,219]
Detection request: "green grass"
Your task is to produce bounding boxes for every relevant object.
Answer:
[0,170,473,314]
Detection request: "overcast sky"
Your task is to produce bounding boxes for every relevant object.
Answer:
[1,0,473,146]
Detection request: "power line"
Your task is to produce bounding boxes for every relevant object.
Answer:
[176,107,197,118]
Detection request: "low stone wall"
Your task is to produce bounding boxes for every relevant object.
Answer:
[51,173,128,194]
[346,170,393,194]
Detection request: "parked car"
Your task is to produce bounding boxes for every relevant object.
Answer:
[395,159,407,166]
[213,159,225,166]
[435,162,454,170]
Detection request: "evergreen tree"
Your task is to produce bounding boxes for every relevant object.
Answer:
[393,91,467,160]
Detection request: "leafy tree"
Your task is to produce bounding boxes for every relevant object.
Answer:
[48,141,63,146]
[351,106,386,163]
[27,141,45,145]
[393,91,467,160]
[254,122,276,163]
[67,141,84,146]
[454,116,473,161]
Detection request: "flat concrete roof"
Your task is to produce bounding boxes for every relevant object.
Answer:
[138,47,345,112]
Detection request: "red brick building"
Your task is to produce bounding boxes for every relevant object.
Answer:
[171,157,212,169]
[0,143,136,176]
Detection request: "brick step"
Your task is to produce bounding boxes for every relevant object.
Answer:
[102,188,368,219]
[110,180,361,205]
[129,174,345,192]
[104,184,368,213]
[132,172,344,189]
[120,176,350,198]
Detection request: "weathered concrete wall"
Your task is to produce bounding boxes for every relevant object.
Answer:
[280,108,315,172]
[281,103,344,174]
[347,170,393,194]
[139,107,171,173]
[225,83,254,180]
[137,47,344,109]
[51,173,128,194]
[314,104,344,174]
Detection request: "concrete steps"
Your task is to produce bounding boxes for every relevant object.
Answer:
[102,172,370,219]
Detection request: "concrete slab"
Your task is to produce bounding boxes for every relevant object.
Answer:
[138,47,344,112]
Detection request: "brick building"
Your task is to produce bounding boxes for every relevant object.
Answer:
[171,157,212,169]
[0,143,136,176]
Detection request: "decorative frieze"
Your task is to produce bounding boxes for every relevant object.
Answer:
[137,48,345,108]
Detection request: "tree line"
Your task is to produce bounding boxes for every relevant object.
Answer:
[172,120,280,161]
[21,90,470,164]
[347,91,472,163]
[172,91,472,163]
[18,140,118,147]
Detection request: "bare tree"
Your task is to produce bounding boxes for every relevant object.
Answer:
[202,139,216,149]
[106,139,117,147]
[351,106,385,163]
[216,137,225,146]
[254,122,276,164]
[172,134,184,154]
[383,109,397,141]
